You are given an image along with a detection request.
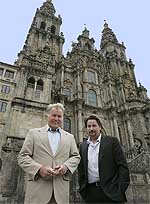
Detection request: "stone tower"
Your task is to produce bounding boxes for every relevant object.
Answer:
[0,0,150,203]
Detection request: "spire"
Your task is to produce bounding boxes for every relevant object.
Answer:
[70,26,95,54]
[15,0,64,66]
[100,20,118,49]
[138,81,148,100]
[39,0,56,16]
[82,25,90,38]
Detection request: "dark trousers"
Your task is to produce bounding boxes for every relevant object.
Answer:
[85,183,124,204]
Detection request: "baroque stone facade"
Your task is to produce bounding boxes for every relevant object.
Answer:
[0,0,150,203]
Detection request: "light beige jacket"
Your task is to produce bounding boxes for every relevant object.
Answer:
[18,126,80,204]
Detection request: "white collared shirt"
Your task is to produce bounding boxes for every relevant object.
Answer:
[87,135,101,184]
[47,125,61,156]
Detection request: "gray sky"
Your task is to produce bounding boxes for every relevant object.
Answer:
[0,0,149,96]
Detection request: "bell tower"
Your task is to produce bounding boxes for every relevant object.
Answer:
[13,0,65,104]
[15,0,65,66]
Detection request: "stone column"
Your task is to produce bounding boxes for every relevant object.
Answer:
[34,80,37,90]
[59,63,65,104]
[108,79,116,107]
[77,70,81,99]
[113,116,120,140]
[119,77,126,104]
[109,83,113,100]
[60,66,64,94]
[76,61,82,100]
[125,114,134,147]
[2,68,6,77]
[110,118,114,136]
[77,102,83,144]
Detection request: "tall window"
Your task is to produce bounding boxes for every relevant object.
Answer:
[87,90,97,106]
[1,85,10,94]
[27,77,35,88]
[87,71,96,83]
[40,22,46,30]
[51,25,56,34]
[4,70,14,79]
[37,79,43,91]
[0,101,7,112]
[64,118,71,132]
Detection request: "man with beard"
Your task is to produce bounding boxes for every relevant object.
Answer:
[78,114,130,204]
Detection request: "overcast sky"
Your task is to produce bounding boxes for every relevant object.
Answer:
[0,0,149,96]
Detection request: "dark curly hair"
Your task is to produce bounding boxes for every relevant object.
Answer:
[84,114,103,128]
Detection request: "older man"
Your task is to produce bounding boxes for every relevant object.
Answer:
[18,103,80,204]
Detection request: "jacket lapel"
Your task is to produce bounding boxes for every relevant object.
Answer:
[83,141,89,166]
[99,135,106,161]
[82,141,89,178]
[38,126,53,156]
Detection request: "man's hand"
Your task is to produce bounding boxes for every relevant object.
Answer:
[54,165,68,175]
[39,166,57,180]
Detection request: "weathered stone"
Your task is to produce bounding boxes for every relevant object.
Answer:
[0,1,150,203]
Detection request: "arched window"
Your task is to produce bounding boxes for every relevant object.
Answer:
[63,88,71,100]
[64,118,71,133]
[87,89,97,106]
[40,22,46,30]
[51,25,56,34]
[37,79,43,91]
[87,71,96,83]
[27,77,35,88]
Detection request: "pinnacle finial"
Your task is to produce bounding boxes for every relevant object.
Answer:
[104,19,108,28]
[84,24,87,29]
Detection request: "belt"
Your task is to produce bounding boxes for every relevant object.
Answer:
[88,181,101,187]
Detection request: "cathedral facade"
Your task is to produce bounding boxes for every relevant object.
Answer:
[0,0,150,203]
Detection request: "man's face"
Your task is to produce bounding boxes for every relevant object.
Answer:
[86,119,101,139]
[48,107,63,129]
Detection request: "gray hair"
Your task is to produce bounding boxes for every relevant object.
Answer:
[46,103,65,115]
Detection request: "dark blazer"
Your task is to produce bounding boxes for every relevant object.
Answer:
[78,135,130,202]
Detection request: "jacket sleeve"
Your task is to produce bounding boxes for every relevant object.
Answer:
[78,143,88,200]
[112,137,130,193]
[63,134,81,174]
[78,144,85,186]
[18,130,42,180]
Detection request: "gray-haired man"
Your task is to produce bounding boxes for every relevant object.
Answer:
[18,103,80,204]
